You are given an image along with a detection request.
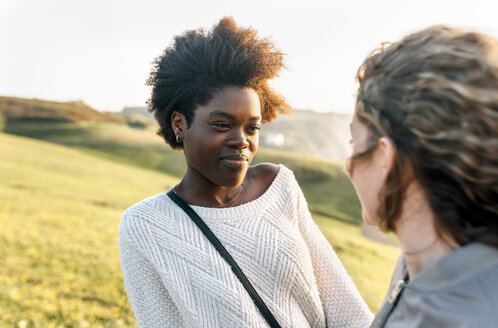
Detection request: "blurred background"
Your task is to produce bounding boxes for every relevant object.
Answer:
[1,0,497,327]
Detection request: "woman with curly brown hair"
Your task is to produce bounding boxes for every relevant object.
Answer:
[348,26,498,327]
[119,17,372,328]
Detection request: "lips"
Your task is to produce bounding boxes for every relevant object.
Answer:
[221,153,249,168]
[222,153,248,161]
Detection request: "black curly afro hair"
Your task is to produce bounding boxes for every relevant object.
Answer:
[146,17,290,149]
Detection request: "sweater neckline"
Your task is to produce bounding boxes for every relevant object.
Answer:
[167,164,290,221]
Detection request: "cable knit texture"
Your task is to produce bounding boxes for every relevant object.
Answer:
[119,164,373,327]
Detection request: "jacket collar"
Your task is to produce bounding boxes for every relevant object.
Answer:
[404,243,498,292]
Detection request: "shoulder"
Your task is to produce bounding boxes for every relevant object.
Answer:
[247,163,296,190]
[249,162,280,178]
[392,245,498,326]
[119,193,173,242]
[454,244,498,301]
[249,162,295,181]
[242,163,299,207]
[122,193,169,219]
[474,246,498,308]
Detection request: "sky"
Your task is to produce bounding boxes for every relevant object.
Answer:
[1,0,497,114]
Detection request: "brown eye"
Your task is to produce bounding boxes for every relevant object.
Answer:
[213,122,230,129]
[246,125,260,135]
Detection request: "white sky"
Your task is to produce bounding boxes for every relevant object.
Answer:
[1,0,497,113]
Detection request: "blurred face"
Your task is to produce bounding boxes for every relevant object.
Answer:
[348,113,389,226]
[182,86,261,187]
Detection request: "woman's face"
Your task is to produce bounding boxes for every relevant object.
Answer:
[182,86,261,187]
[348,113,388,226]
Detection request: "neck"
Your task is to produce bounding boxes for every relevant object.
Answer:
[175,166,245,208]
[395,181,458,277]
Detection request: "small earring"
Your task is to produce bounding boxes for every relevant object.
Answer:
[176,135,182,144]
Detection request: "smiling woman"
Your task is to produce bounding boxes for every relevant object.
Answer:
[118,17,373,328]
[171,87,262,200]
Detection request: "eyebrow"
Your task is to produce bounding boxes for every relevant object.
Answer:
[208,110,261,121]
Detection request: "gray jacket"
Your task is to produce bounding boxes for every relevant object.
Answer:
[371,243,498,328]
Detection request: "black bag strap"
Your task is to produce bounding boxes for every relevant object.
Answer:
[167,190,281,328]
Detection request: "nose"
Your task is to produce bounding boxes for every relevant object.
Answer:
[227,128,249,149]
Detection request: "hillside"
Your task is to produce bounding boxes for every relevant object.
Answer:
[5,122,188,178]
[0,96,120,123]
[262,109,352,160]
[0,132,398,327]
[115,106,353,160]
[5,122,361,224]
[0,96,352,161]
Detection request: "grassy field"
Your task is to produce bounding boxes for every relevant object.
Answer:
[5,122,187,178]
[6,122,364,224]
[0,130,399,327]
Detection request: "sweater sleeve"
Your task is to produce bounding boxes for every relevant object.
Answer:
[295,183,374,328]
[119,216,184,328]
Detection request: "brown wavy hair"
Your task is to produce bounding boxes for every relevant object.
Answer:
[351,26,498,247]
[146,17,290,150]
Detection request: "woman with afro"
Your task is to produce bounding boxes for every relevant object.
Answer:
[118,17,372,328]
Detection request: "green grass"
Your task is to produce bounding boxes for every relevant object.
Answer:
[5,122,187,178]
[0,133,177,327]
[6,122,362,224]
[1,127,399,327]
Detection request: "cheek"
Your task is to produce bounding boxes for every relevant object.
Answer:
[351,163,382,226]
[249,135,259,158]
[183,135,217,167]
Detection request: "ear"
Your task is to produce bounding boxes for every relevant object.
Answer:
[377,137,395,179]
[171,111,186,136]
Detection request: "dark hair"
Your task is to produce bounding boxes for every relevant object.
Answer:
[352,26,498,247]
[146,17,290,149]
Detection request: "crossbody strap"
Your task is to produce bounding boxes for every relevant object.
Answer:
[167,190,281,328]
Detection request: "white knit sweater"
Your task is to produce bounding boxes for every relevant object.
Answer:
[119,165,373,328]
